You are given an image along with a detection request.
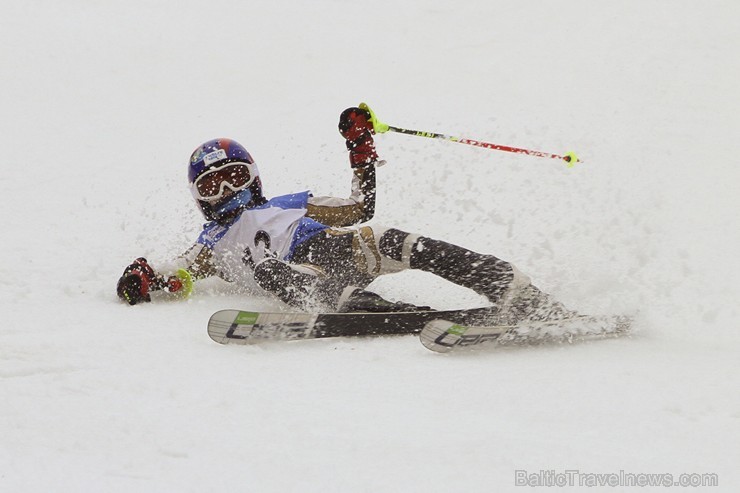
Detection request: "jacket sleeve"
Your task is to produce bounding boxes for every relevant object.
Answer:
[159,243,222,281]
[305,164,376,227]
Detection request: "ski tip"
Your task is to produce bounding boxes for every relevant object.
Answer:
[420,319,510,353]
[207,309,251,345]
[419,319,463,353]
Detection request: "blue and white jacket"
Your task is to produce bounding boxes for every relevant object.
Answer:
[169,166,375,285]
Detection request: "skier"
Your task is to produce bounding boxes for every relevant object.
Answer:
[116,105,572,322]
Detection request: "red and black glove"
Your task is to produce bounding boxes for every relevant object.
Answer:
[339,107,378,168]
[117,258,159,305]
[117,258,188,305]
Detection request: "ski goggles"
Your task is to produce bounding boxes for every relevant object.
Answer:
[192,161,258,200]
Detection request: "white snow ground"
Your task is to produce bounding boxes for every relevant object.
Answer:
[1,1,739,492]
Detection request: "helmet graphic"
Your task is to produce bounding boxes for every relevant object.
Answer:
[188,138,265,222]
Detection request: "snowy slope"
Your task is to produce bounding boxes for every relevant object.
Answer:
[1,1,739,491]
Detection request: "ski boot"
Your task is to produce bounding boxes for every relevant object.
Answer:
[499,284,578,324]
[337,287,433,313]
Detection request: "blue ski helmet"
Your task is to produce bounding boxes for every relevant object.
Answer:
[188,138,265,222]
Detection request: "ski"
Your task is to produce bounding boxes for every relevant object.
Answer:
[207,306,500,345]
[420,314,633,353]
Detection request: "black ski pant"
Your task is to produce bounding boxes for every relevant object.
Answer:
[253,226,524,310]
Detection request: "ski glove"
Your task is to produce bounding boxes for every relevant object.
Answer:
[339,107,379,169]
[339,107,374,140]
[117,258,157,305]
[117,258,188,305]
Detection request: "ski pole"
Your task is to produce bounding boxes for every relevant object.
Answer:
[359,102,581,167]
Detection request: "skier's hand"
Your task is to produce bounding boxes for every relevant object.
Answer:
[339,107,378,168]
[117,257,158,305]
[339,107,374,140]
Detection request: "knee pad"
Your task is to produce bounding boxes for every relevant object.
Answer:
[353,226,420,275]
